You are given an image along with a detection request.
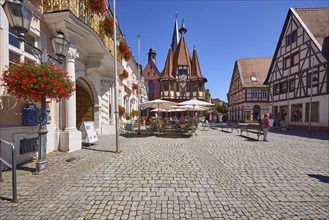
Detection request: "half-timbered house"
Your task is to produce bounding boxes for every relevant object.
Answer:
[227,58,272,122]
[264,8,329,131]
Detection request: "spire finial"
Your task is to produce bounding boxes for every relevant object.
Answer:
[176,12,178,18]
[179,18,187,36]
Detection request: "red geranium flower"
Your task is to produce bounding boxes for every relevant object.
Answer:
[85,0,107,15]
[118,40,132,61]
[2,61,75,102]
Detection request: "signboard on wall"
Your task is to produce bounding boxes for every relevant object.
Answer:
[79,121,98,144]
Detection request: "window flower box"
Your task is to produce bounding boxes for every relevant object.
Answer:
[85,0,107,15]
[101,15,114,38]
[118,40,132,61]
[120,70,129,79]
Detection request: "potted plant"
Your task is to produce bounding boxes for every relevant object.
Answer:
[2,61,75,102]
[118,40,132,61]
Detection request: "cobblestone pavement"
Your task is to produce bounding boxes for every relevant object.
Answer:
[1,127,328,219]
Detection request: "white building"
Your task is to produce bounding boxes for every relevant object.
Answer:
[0,0,145,166]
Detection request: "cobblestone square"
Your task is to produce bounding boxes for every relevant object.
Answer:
[1,128,328,219]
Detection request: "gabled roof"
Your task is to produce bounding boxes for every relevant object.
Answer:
[294,8,329,48]
[191,48,207,82]
[172,35,191,78]
[264,7,329,84]
[160,47,174,80]
[236,58,272,88]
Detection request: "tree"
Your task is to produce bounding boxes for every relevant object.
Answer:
[205,89,210,102]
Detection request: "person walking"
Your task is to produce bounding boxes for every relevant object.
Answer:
[262,113,271,141]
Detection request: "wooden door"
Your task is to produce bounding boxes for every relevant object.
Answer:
[76,85,93,129]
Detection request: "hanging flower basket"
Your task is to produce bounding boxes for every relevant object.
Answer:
[85,0,107,15]
[120,70,129,79]
[118,40,132,61]
[101,15,114,38]
[2,62,75,102]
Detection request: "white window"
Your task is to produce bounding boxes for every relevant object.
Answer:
[9,28,39,64]
[250,76,257,82]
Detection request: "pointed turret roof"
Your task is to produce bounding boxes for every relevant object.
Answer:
[160,47,174,80]
[191,47,206,82]
[171,14,180,53]
[172,35,191,78]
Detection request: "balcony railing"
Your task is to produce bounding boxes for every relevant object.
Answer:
[43,0,118,59]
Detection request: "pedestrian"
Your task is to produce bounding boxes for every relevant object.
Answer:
[262,113,271,141]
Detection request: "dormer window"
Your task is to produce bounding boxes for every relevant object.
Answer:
[250,76,257,82]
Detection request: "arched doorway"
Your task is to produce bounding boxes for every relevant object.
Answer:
[252,105,261,121]
[76,85,93,129]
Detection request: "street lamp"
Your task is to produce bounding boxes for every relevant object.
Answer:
[4,0,70,173]
[3,0,32,41]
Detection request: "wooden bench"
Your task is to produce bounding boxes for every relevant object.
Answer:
[218,122,239,132]
[240,124,264,140]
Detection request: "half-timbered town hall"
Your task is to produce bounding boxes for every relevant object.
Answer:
[159,19,208,101]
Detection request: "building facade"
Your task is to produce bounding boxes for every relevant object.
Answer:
[142,48,161,101]
[0,0,144,165]
[264,8,329,131]
[159,19,207,102]
[227,58,272,122]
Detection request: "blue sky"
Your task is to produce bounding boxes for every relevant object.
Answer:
[111,0,328,102]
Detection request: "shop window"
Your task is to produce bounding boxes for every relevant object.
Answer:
[291,104,303,122]
[305,102,319,122]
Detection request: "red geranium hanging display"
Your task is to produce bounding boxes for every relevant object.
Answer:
[101,15,114,38]
[85,0,107,15]
[2,62,75,102]
[120,69,129,79]
[118,40,132,61]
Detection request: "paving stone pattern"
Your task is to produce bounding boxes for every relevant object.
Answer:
[1,128,328,219]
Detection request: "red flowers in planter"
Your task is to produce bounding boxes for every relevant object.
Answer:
[101,15,114,38]
[2,62,75,102]
[119,105,125,117]
[120,70,129,79]
[85,0,107,15]
[132,83,138,91]
[118,40,132,61]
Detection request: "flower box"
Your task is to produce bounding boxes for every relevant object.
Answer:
[85,0,107,15]
[101,15,114,38]
[118,40,132,61]
[120,70,129,79]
